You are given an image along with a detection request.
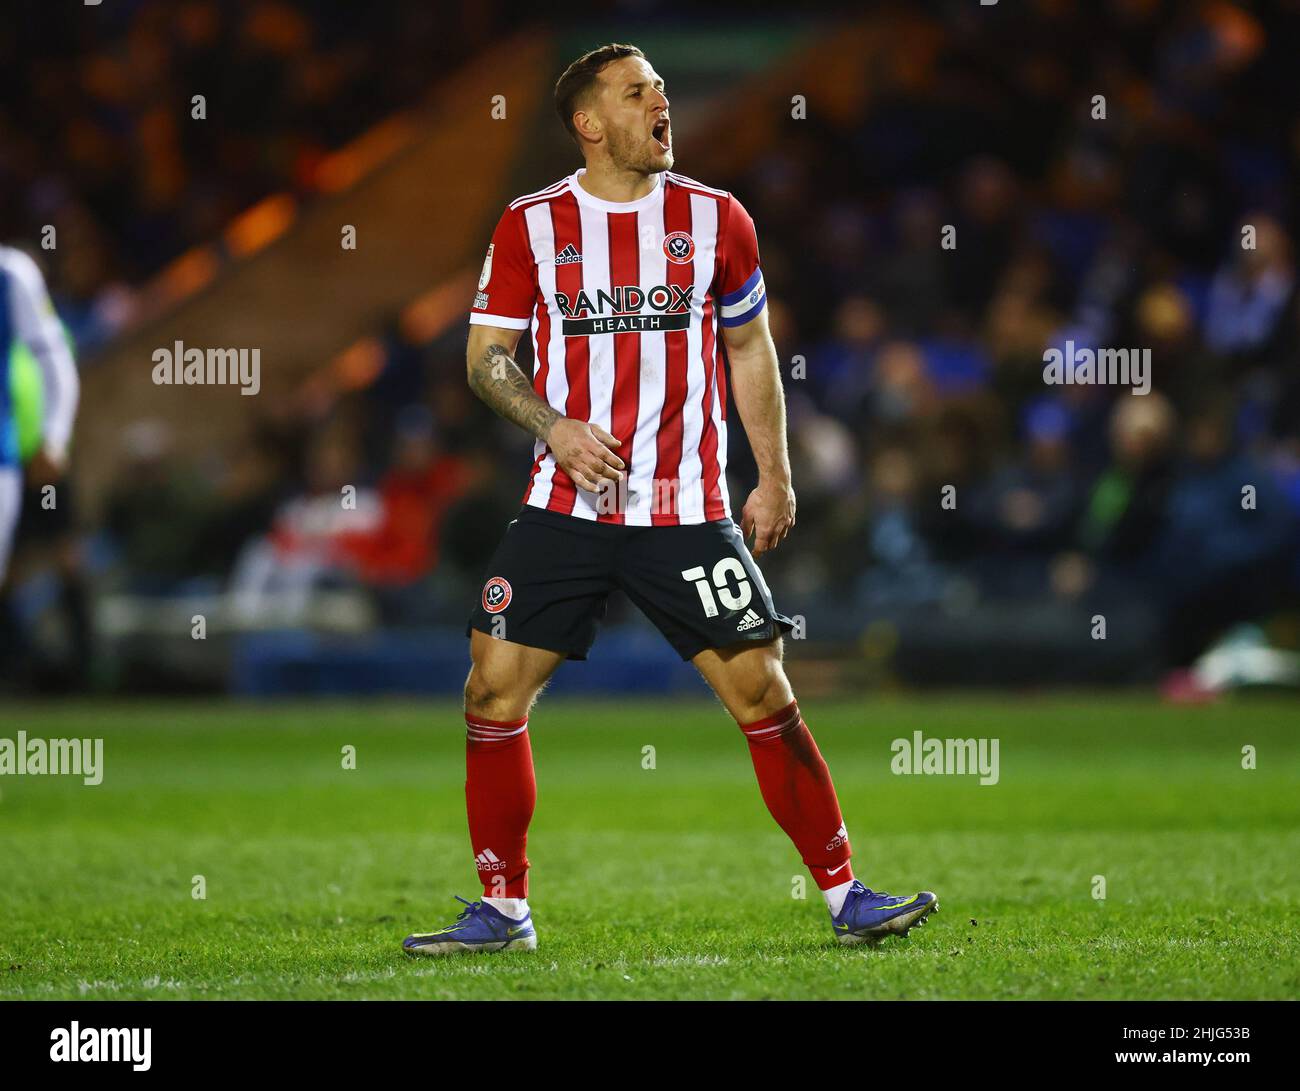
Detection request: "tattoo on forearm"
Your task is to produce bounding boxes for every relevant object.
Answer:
[468,343,560,440]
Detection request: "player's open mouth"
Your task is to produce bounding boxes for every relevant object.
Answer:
[652,117,670,151]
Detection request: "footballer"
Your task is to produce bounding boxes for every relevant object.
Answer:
[403,44,937,955]
[0,245,80,585]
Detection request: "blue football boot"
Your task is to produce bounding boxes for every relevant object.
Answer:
[832,881,938,945]
[402,896,537,957]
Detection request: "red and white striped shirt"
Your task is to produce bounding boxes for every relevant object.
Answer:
[470,169,767,526]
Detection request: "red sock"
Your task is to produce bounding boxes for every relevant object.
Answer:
[465,713,536,898]
[738,700,853,890]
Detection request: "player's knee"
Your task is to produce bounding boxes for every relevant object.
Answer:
[463,668,503,718]
[734,655,794,723]
[464,664,531,722]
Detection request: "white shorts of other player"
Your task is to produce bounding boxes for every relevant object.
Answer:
[0,466,22,582]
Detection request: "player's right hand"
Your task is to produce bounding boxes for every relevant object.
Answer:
[549,418,624,493]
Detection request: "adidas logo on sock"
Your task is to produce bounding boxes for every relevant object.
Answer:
[826,823,849,851]
[475,848,508,871]
[736,608,767,632]
[554,243,583,265]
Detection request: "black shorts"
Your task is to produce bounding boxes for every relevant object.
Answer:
[467,507,794,660]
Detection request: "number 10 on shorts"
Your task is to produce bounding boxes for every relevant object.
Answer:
[681,560,753,618]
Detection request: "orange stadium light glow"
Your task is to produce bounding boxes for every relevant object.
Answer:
[332,336,386,390]
[399,268,478,345]
[154,246,220,305]
[314,115,417,194]
[224,194,298,259]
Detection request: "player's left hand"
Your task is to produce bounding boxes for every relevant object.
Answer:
[741,479,795,558]
[26,446,66,486]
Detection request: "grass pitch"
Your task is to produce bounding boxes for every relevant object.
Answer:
[2,694,1298,1000]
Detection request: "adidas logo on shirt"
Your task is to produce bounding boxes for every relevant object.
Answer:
[475,848,508,871]
[736,609,767,633]
[553,243,583,265]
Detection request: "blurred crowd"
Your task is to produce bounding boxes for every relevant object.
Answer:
[742,0,1300,670]
[6,0,1300,689]
[97,377,508,625]
[0,0,511,351]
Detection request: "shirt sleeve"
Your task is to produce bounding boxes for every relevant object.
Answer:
[3,248,79,459]
[714,194,767,328]
[469,206,536,330]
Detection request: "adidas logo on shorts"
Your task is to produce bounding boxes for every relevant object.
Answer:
[736,609,767,633]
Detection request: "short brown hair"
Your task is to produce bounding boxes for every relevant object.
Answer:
[554,43,645,144]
